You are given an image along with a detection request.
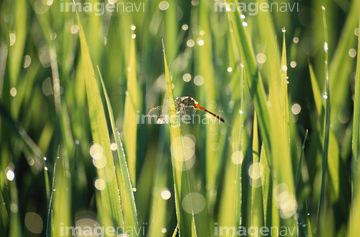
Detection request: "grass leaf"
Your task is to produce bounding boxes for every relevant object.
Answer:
[77,12,123,229]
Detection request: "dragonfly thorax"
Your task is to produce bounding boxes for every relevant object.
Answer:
[175,96,198,107]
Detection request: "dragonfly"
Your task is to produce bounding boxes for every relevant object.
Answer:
[148,96,225,124]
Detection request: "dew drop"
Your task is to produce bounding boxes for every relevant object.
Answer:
[94,179,105,191]
[197,38,204,46]
[322,92,328,99]
[183,73,191,82]
[159,1,169,10]
[181,192,206,214]
[6,170,15,181]
[231,151,243,165]
[9,32,16,46]
[160,188,171,200]
[23,55,32,68]
[186,39,195,47]
[256,53,266,64]
[10,87,17,97]
[50,32,57,40]
[291,103,301,115]
[70,25,80,34]
[290,61,297,68]
[194,75,204,86]
[323,42,328,52]
[110,143,117,151]
[90,144,104,160]
[349,48,356,58]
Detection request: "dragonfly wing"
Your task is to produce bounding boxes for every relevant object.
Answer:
[148,105,169,124]
[156,117,168,124]
[184,106,197,116]
[148,105,162,116]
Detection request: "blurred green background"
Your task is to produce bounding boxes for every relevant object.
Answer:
[0,0,360,236]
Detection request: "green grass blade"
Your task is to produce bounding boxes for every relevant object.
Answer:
[349,12,360,237]
[77,12,123,229]
[250,114,264,232]
[226,1,272,161]
[172,224,179,237]
[329,0,359,134]
[351,12,360,199]
[46,160,56,237]
[123,37,140,187]
[256,0,281,86]
[0,103,44,171]
[317,6,330,229]
[52,157,71,237]
[98,66,139,230]
[162,40,197,237]
[260,144,271,227]
[8,0,27,88]
[308,63,323,116]
[296,130,308,190]
[196,1,224,214]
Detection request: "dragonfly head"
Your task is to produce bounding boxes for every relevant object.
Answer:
[175,97,181,105]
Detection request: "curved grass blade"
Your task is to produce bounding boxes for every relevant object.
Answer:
[309,64,323,116]
[76,12,123,229]
[296,130,308,190]
[226,0,271,162]
[162,39,197,237]
[329,0,359,134]
[250,114,264,232]
[0,103,44,171]
[52,156,71,237]
[97,66,139,231]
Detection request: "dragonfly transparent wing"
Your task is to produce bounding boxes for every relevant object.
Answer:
[148,105,169,124]
[176,105,197,117]
[148,102,198,124]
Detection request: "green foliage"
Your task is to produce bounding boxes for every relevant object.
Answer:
[0,0,359,237]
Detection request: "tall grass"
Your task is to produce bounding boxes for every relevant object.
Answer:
[0,0,359,237]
